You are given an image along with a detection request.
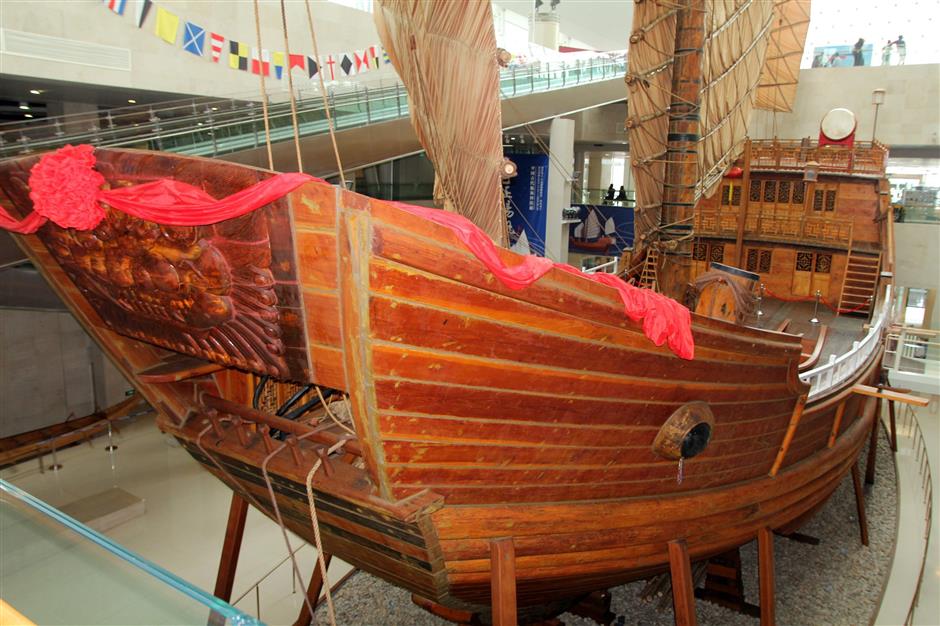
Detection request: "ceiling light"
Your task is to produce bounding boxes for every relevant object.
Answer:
[24,113,34,118]
[29,89,42,95]
[211,106,218,111]
[18,103,29,110]
[127,99,137,104]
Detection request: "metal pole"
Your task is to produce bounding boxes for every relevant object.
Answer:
[105,422,118,452]
[810,289,821,324]
[757,283,765,319]
[872,102,881,142]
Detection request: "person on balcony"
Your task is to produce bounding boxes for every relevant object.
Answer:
[616,186,628,201]
[605,184,615,202]
[892,35,906,64]
[882,40,893,66]
[852,38,866,67]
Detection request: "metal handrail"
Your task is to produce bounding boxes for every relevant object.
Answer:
[0,54,627,160]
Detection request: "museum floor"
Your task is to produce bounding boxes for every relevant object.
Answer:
[1,400,936,625]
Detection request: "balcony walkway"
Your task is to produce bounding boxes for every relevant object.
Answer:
[0,56,627,176]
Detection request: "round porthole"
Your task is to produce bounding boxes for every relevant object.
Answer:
[652,401,715,461]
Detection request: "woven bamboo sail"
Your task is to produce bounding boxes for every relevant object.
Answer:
[755,0,812,112]
[374,0,508,246]
[627,0,808,257]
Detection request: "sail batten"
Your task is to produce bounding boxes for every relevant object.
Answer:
[755,0,812,113]
[374,0,508,246]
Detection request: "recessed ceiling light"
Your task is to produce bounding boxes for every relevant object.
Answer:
[24,113,34,118]
[29,89,42,95]
[211,106,218,111]
[18,103,29,110]
[127,99,137,104]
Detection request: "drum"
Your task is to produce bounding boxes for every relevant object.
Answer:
[820,107,857,141]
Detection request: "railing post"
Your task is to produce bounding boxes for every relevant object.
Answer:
[364,86,371,123]
[512,67,517,96]
[396,83,402,116]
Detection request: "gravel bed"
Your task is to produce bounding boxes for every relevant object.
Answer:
[314,430,897,626]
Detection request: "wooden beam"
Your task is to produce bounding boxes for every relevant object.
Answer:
[827,400,847,448]
[851,463,870,546]
[865,397,882,485]
[770,395,808,477]
[293,553,333,626]
[887,398,898,452]
[668,539,698,626]
[757,528,776,626]
[490,538,517,626]
[213,493,249,602]
[851,383,929,406]
[735,140,753,267]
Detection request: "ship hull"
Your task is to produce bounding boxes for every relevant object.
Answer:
[0,149,887,615]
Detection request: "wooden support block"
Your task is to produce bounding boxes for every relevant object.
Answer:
[888,399,898,452]
[490,538,517,626]
[293,553,333,626]
[757,528,775,626]
[851,463,870,546]
[136,354,223,383]
[668,539,698,626]
[851,383,929,406]
[213,493,249,603]
[865,397,881,485]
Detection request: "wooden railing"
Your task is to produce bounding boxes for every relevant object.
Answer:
[749,139,888,177]
[695,209,854,248]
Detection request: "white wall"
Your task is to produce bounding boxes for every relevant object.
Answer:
[894,223,940,330]
[0,0,396,100]
[751,64,940,147]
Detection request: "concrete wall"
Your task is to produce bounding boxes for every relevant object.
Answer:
[751,65,940,147]
[0,309,129,437]
[0,0,396,100]
[894,223,940,330]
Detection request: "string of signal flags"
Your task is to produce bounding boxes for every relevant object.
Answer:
[102,0,393,82]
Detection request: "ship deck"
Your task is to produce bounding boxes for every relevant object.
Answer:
[755,298,869,364]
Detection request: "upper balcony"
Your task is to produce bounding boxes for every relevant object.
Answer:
[749,139,889,178]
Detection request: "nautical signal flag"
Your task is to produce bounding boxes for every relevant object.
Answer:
[182,22,206,57]
[368,45,381,70]
[229,41,248,71]
[106,0,126,15]
[133,0,152,27]
[338,52,355,76]
[210,33,224,63]
[289,54,306,73]
[272,51,285,79]
[154,7,179,44]
[353,49,371,74]
[321,55,337,81]
[306,56,319,79]
[251,47,271,76]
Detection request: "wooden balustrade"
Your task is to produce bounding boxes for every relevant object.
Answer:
[694,209,854,248]
[747,139,888,176]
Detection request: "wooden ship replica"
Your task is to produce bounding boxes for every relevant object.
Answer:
[0,0,917,625]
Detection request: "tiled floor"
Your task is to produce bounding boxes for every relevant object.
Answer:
[1,414,351,626]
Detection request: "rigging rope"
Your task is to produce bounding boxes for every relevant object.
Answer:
[279,0,304,171]
[251,0,274,170]
[303,0,346,187]
[305,439,348,626]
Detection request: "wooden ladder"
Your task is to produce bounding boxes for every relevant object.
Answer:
[837,250,881,315]
[638,248,660,291]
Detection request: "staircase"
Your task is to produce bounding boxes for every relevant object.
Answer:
[838,251,881,315]
[638,248,660,291]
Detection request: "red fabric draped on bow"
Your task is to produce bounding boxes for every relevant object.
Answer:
[389,201,695,360]
[0,144,322,233]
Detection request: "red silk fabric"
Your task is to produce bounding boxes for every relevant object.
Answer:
[390,201,694,360]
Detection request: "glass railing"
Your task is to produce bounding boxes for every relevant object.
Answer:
[0,54,627,161]
[0,480,261,626]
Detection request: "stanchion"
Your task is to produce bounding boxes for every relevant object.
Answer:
[756,283,765,319]
[49,445,63,471]
[809,290,821,324]
[105,422,118,452]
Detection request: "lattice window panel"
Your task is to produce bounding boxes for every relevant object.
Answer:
[692,243,708,261]
[763,181,777,203]
[815,254,832,274]
[795,252,814,272]
[813,189,824,211]
[749,180,762,202]
[825,190,837,211]
[709,243,725,264]
[792,182,805,204]
[777,181,791,204]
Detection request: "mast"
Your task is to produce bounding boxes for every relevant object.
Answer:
[658,0,705,297]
